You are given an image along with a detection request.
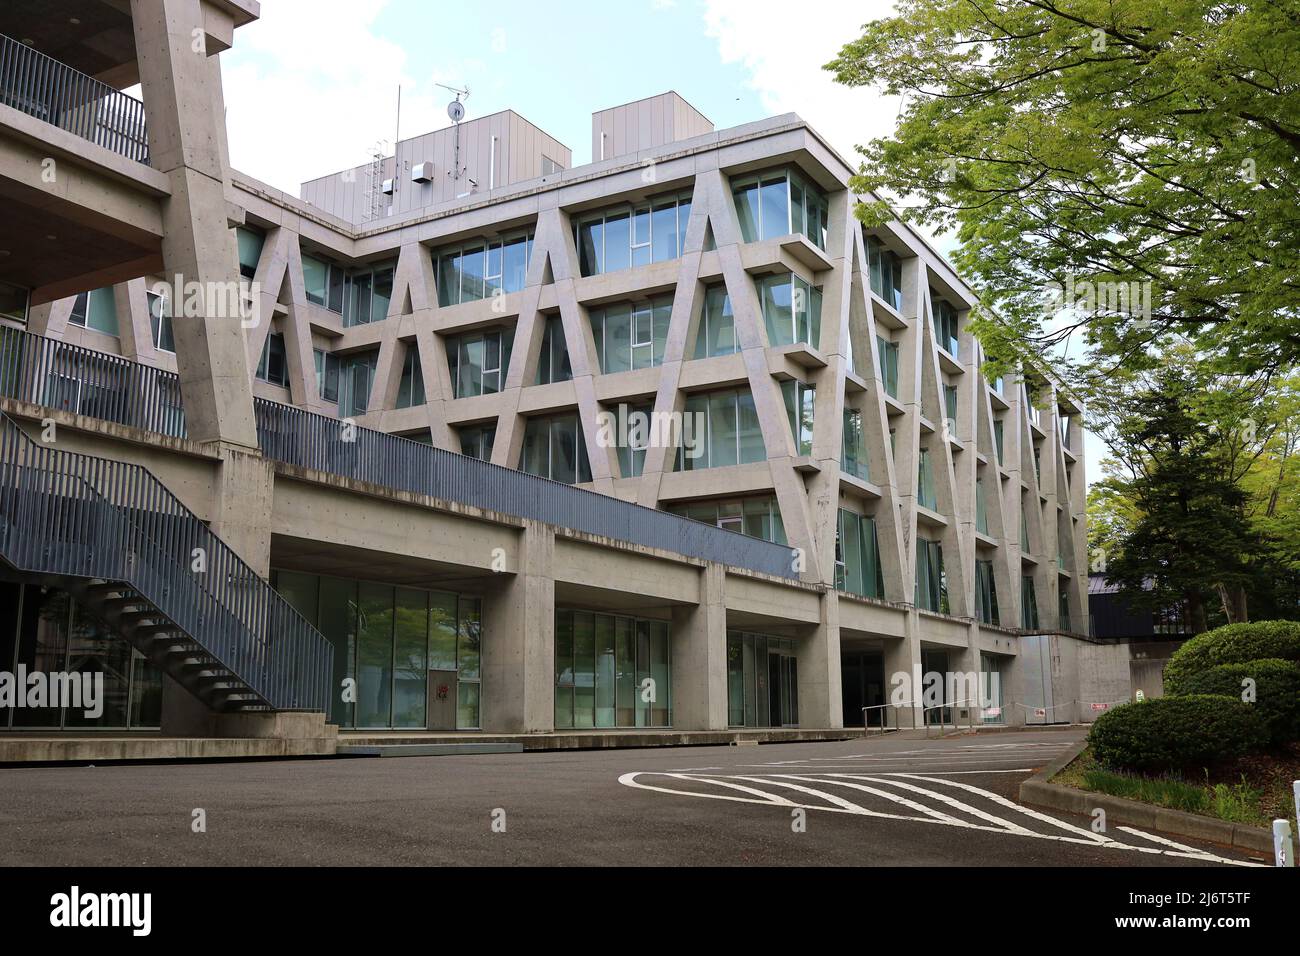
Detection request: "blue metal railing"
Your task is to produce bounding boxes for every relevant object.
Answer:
[0,326,798,578]
[0,32,150,165]
[0,326,185,435]
[0,412,333,711]
[254,400,799,578]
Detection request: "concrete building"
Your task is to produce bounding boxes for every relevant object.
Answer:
[0,1,1097,753]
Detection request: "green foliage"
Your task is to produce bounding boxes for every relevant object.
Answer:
[1088,695,1268,773]
[1179,659,1300,744]
[1079,767,1209,814]
[826,0,1300,380]
[1164,620,1300,693]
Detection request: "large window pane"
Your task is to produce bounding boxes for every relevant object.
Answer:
[708,391,739,467]
[392,588,427,728]
[573,611,596,728]
[603,213,631,273]
[356,582,394,728]
[759,178,789,240]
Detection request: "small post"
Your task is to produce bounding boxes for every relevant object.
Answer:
[1275,819,1295,868]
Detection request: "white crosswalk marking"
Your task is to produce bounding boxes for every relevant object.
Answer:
[616,770,1263,867]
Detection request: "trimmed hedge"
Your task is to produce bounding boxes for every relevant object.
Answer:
[1163,620,1300,696]
[1179,658,1300,744]
[1088,695,1269,774]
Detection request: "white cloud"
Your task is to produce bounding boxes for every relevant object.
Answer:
[221,0,466,195]
[702,0,901,173]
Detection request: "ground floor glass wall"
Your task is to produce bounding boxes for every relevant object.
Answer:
[727,631,799,728]
[554,609,671,728]
[272,571,482,730]
[0,581,162,730]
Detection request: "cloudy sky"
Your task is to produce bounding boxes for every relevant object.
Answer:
[221,0,1106,486]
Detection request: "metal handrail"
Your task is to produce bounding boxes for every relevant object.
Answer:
[0,32,150,165]
[0,413,332,711]
[0,327,799,578]
[0,326,185,436]
[253,399,800,578]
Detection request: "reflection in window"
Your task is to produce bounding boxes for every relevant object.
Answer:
[975,559,999,625]
[695,284,736,358]
[520,412,592,484]
[576,193,692,277]
[757,273,822,348]
[876,335,899,398]
[337,350,378,418]
[836,509,885,598]
[867,236,904,311]
[1022,575,1040,629]
[677,388,765,471]
[917,448,938,511]
[727,631,799,728]
[670,496,786,545]
[915,537,948,613]
[933,292,960,356]
[555,609,670,728]
[459,422,496,461]
[0,280,29,323]
[256,331,289,388]
[591,297,671,373]
[842,408,869,482]
[435,233,533,306]
[396,344,425,408]
[536,316,572,385]
[781,379,815,456]
[69,288,119,336]
[446,328,513,398]
[147,290,174,353]
[733,168,828,249]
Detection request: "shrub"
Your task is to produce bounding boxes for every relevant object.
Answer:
[1088,695,1269,774]
[1164,620,1300,695]
[1178,658,1300,743]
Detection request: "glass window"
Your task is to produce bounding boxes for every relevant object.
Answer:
[536,316,572,385]
[757,274,821,348]
[557,609,671,728]
[1022,575,1040,629]
[975,559,1000,625]
[917,448,938,511]
[435,233,534,306]
[256,331,289,388]
[876,335,899,399]
[696,285,736,358]
[678,388,765,471]
[732,168,828,249]
[343,263,395,328]
[392,588,428,729]
[943,383,958,432]
[520,413,592,484]
[68,288,119,336]
[867,236,904,310]
[459,422,496,461]
[993,419,1005,464]
[356,582,394,728]
[915,538,948,613]
[396,344,425,408]
[0,280,29,323]
[303,255,329,307]
[314,349,340,403]
[147,290,174,353]
[670,497,786,545]
[975,478,989,534]
[933,292,960,356]
[781,379,815,456]
[446,328,512,398]
[842,408,869,482]
[836,510,884,598]
[236,227,264,281]
[616,402,653,478]
[575,193,691,277]
[337,350,378,417]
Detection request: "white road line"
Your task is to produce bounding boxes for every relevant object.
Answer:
[1115,826,1230,860]
[663,773,797,805]
[771,774,966,825]
[616,772,1263,866]
[836,774,1035,834]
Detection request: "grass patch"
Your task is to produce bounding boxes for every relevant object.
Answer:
[1051,746,1288,828]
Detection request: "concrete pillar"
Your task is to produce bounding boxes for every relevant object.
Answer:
[481,523,555,733]
[884,613,924,729]
[208,447,275,576]
[669,563,728,730]
[131,0,257,449]
[796,591,844,728]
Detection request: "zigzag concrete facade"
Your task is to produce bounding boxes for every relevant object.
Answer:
[0,0,1096,748]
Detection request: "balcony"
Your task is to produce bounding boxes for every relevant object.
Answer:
[0,32,148,165]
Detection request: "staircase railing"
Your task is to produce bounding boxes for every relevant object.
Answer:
[0,412,332,711]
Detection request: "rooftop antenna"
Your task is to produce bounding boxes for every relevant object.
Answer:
[437,83,474,196]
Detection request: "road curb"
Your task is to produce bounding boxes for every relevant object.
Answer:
[1018,741,1288,857]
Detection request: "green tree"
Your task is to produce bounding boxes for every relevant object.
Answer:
[1090,358,1299,630]
[827,0,1300,382]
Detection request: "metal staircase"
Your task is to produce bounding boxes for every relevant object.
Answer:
[0,412,332,714]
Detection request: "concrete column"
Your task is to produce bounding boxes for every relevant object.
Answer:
[669,563,728,730]
[131,0,257,448]
[884,613,924,729]
[481,523,555,733]
[208,447,275,577]
[796,591,844,728]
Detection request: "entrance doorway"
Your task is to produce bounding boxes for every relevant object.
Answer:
[426,670,457,730]
[841,651,885,727]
